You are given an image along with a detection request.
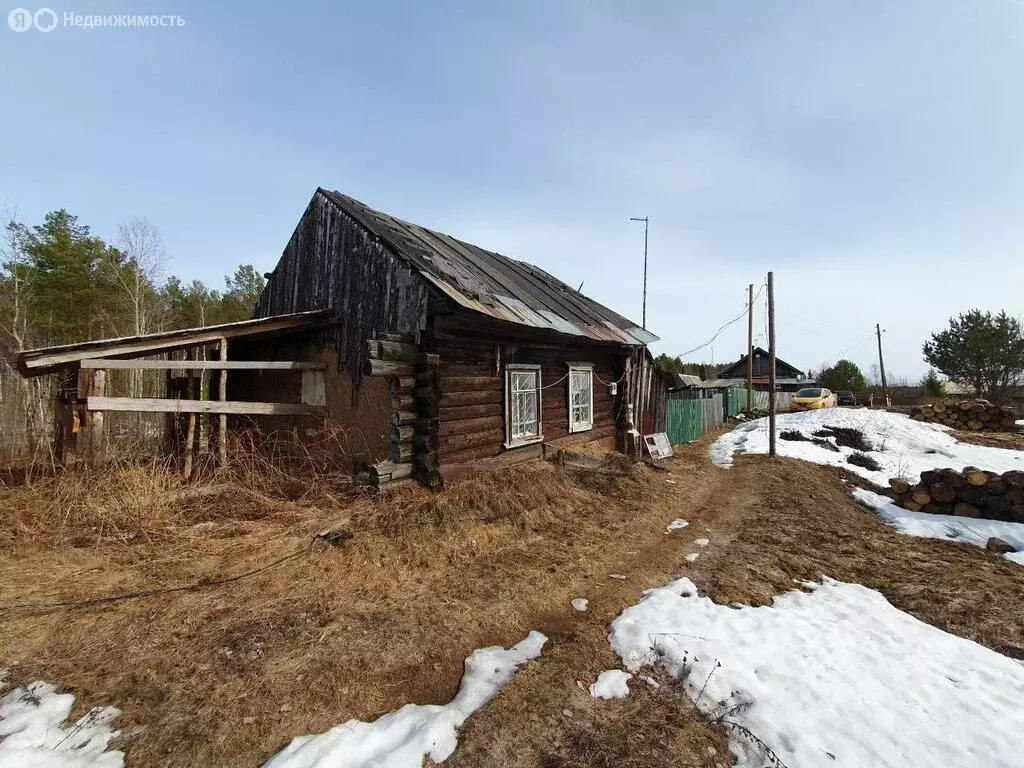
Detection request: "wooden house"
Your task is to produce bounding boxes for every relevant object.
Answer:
[16,189,667,488]
[699,346,812,393]
[240,189,665,488]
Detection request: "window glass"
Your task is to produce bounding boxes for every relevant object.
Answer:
[569,366,593,432]
[508,368,541,441]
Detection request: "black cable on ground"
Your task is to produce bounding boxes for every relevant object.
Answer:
[0,546,311,613]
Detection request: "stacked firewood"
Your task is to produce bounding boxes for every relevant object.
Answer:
[909,398,1019,432]
[889,467,1024,522]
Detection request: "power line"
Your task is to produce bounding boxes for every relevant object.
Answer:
[680,284,766,358]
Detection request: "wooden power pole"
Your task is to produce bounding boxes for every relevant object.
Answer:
[876,323,889,407]
[768,272,777,458]
[747,283,754,410]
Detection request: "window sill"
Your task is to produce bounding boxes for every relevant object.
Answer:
[568,424,594,434]
[504,435,544,450]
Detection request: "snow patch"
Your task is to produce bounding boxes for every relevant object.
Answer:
[694,538,709,547]
[589,670,632,700]
[854,488,1024,565]
[665,519,689,533]
[0,675,123,768]
[263,631,547,768]
[571,598,588,612]
[685,553,700,563]
[608,578,1024,767]
[711,409,1024,486]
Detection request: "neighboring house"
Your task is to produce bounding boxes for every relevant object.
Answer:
[15,189,665,488]
[698,347,813,392]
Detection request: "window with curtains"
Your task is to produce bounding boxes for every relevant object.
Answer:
[568,364,594,432]
[505,365,543,446]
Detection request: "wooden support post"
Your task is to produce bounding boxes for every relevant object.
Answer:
[876,323,889,408]
[184,371,198,479]
[767,271,777,458]
[747,283,754,411]
[218,337,228,469]
[89,368,106,467]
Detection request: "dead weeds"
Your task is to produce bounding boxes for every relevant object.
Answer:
[0,453,729,766]
[3,436,1022,766]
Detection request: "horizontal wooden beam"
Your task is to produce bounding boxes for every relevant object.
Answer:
[80,359,324,371]
[86,396,322,416]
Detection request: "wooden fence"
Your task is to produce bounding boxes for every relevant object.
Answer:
[665,387,794,446]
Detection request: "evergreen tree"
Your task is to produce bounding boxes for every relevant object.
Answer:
[818,359,868,395]
[921,368,946,398]
[654,353,683,375]
[19,210,124,344]
[923,310,1024,404]
[218,265,265,323]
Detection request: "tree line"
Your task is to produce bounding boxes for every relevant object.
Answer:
[1,209,267,458]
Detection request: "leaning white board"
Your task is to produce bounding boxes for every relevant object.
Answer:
[644,433,673,460]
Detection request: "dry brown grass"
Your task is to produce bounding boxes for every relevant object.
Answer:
[0,448,730,766]
[3,436,1022,766]
[693,455,1024,657]
[950,429,1024,451]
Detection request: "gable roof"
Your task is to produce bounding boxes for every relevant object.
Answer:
[319,189,657,346]
[719,346,805,380]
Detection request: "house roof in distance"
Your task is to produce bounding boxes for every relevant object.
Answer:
[320,189,658,347]
[719,346,805,380]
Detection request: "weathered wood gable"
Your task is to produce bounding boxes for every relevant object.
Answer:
[256,191,432,389]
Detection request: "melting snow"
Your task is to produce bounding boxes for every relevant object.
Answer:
[589,670,632,700]
[694,538,709,547]
[608,578,1024,767]
[854,488,1024,565]
[685,553,700,563]
[710,409,1024,485]
[263,631,547,768]
[0,675,123,767]
[571,598,589,612]
[665,519,689,533]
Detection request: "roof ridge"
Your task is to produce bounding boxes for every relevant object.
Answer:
[318,188,658,345]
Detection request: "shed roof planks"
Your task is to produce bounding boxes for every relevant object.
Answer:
[16,310,329,377]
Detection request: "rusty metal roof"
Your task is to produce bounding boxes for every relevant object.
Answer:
[321,189,658,346]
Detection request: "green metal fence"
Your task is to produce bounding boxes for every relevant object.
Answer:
[724,388,754,418]
[665,398,704,445]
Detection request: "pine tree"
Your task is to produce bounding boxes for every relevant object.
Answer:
[923,310,1024,404]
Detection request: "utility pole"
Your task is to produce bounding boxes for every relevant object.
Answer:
[768,271,777,458]
[630,216,649,329]
[876,323,889,407]
[747,283,754,411]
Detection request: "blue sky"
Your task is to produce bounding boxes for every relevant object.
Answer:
[3,0,1023,380]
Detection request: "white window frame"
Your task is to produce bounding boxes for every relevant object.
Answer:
[504,364,543,448]
[567,362,594,433]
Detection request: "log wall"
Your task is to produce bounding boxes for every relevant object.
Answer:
[427,315,624,468]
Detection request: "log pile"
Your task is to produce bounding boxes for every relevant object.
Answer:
[909,398,1019,432]
[888,467,1024,522]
